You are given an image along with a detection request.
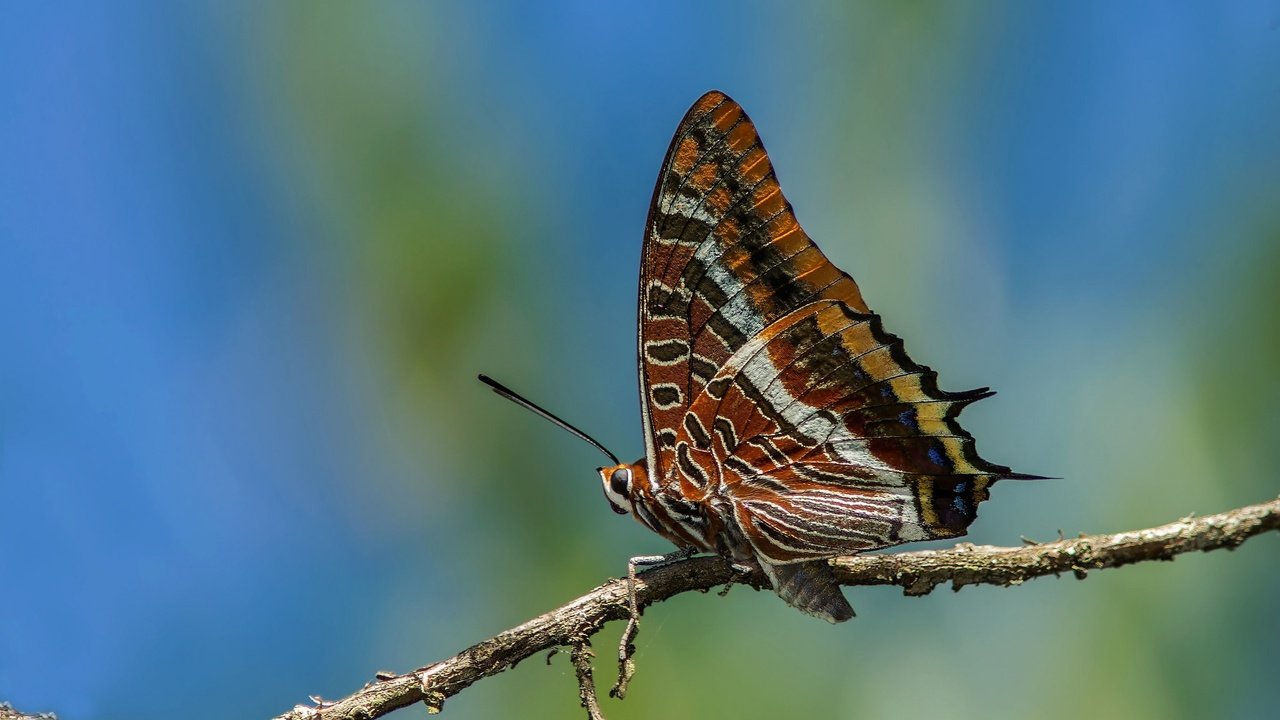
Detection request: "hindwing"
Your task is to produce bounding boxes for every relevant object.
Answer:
[675,299,1023,563]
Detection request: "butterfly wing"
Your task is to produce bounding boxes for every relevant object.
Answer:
[685,298,1022,565]
[641,93,1025,566]
[638,91,869,481]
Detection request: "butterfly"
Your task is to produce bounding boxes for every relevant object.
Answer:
[484,90,1036,623]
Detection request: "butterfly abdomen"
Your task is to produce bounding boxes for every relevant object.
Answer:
[765,560,855,623]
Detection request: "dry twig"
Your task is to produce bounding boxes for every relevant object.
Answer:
[569,641,604,720]
[275,497,1280,720]
[0,703,55,720]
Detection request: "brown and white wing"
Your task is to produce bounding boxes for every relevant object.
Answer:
[638,91,869,481]
[639,91,1030,567]
[678,297,1027,566]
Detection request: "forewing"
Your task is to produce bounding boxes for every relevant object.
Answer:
[639,91,869,480]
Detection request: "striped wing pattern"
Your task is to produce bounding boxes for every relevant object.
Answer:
[638,92,870,476]
[628,91,1029,622]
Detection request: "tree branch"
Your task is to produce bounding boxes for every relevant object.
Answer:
[0,702,56,720]
[275,497,1280,720]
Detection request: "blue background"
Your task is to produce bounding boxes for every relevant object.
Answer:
[3,2,1279,718]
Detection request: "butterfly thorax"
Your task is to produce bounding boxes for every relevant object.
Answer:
[601,459,696,550]
[599,453,757,566]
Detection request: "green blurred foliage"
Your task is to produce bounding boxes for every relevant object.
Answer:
[242,3,1278,718]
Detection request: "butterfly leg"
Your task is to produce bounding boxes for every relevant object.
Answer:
[625,546,697,626]
[717,560,759,597]
[611,546,697,699]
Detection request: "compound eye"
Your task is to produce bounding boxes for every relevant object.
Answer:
[609,467,631,496]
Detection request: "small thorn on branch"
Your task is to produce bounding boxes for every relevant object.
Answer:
[422,690,446,715]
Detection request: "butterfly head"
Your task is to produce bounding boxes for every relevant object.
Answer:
[597,461,646,515]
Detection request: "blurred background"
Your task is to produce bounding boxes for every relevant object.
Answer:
[3,2,1279,718]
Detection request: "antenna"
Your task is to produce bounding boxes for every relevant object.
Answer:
[477,374,621,466]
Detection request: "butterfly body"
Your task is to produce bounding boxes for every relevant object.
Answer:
[599,91,1035,623]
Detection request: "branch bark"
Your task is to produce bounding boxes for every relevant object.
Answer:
[275,497,1280,720]
[0,702,56,720]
